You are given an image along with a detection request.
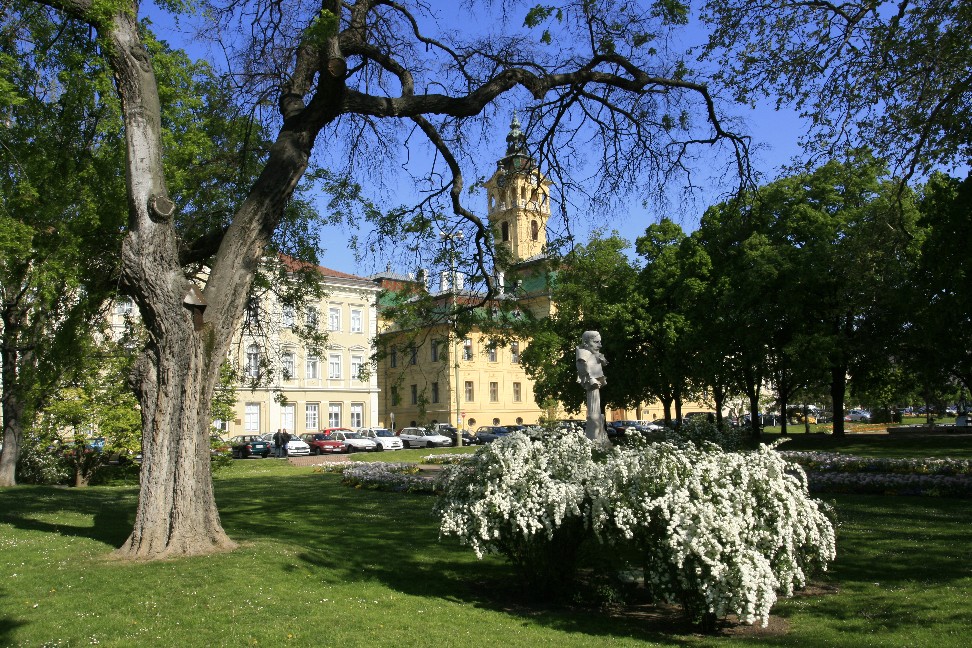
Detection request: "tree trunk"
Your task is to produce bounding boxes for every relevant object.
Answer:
[0,390,25,487]
[0,328,32,487]
[97,7,329,559]
[831,365,847,437]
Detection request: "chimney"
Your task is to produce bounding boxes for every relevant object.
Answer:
[440,271,450,292]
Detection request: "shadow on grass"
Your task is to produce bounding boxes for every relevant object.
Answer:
[0,591,27,648]
[0,485,136,548]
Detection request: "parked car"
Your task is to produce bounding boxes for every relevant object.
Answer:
[358,428,404,451]
[229,434,271,459]
[280,434,311,456]
[474,425,511,444]
[398,427,452,449]
[846,409,871,422]
[435,425,478,447]
[326,428,379,452]
[301,433,346,455]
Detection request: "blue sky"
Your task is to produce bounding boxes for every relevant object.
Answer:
[145,1,809,276]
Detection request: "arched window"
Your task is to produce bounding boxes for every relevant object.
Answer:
[531,220,539,241]
[501,221,510,242]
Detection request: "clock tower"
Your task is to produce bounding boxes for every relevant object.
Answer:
[484,114,552,265]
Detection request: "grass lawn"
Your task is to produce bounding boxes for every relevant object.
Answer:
[753,431,972,458]
[1,457,970,647]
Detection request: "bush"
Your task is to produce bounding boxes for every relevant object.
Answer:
[665,416,747,451]
[437,432,836,628]
[436,433,596,597]
[16,434,71,485]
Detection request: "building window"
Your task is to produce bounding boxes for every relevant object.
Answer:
[431,382,440,404]
[487,344,497,362]
[328,403,341,428]
[351,355,363,381]
[282,351,295,380]
[431,339,441,362]
[328,353,342,379]
[408,345,417,365]
[463,338,473,361]
[511,341,520,364]
[351,308,362,333]
[391,386,400,406]
[464,381,474,402]
[350,403,363,428]
[410,384,418,405]
[281,304,295,328]
[531,219,539,241]
[305,306,318,330]
[501,221,509,241]
[489,381,499,402]
[246,344,261,378]
[390,346,398,368]
[328,307,341,332]
[306,355,319,379]
[306,403,319,430]
[513,382,522,402]
[115,298,133,316]
[244,403,260,431]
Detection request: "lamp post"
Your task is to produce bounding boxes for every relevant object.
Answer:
[440,230,464,448]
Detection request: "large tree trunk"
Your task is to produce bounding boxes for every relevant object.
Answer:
[0,389,26,487]
[98,7,331,559]
[0,325,33,487]
[830,365,847,437]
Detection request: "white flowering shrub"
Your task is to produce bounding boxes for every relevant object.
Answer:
[596,441,836,627]
[437,432,836,627]
[436,432,597,595]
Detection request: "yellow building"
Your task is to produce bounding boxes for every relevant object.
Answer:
[225,261,382,437]
[375,115,560,431]
[374,115,713,431]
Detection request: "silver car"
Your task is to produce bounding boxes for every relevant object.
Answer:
[358,428,404,451]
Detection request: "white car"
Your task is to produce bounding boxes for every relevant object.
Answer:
[358,428,404,451]
[284,435,311,456]
[846,409,871,422]
[328,429,379,453]
[397,427,452,449]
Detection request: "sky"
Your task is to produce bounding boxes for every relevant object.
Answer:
[144,1,810,277]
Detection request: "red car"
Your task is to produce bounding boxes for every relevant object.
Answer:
[301,433,347,455]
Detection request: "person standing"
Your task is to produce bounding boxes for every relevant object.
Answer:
[280,429,291,457]
[273,429,284,458]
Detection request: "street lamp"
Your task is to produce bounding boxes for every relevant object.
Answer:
[439,229,464,448]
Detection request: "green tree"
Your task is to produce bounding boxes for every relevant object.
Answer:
[700,0,972,179]
[520,234,646,414]
[39,335,141,487]
[907,172,972,398]
[0,14,125,486]
[19,0,749,559]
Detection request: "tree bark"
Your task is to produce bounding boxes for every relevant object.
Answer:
[830,364,847,437]
[0,388,26,487]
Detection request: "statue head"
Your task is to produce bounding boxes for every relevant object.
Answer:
[580,330,602,352]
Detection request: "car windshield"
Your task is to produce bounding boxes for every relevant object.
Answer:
[375,430,393,437]
[345,432,363,439]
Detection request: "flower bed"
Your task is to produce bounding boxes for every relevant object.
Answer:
[336,461,439,494]
[780,451,972,497]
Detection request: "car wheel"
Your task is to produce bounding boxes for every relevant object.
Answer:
[313,447,322,456]
[374,443,383,452]
[402,440,409,449]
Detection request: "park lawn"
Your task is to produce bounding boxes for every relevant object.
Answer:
[0,459,969,647]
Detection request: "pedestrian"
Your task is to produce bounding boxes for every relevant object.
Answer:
[273,429,284,458]
[281,429,291,457]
